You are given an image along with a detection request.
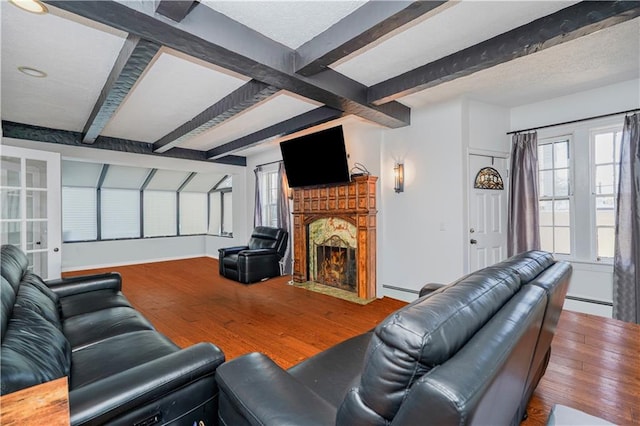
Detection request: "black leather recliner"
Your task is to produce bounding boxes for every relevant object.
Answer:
[218,226,288,284]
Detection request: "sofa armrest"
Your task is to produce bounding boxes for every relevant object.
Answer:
[69,342,225,425]
[45,272,122,297]
[216,352,337,426]
[219,246,249,257]
[419,282,446,298]
[238,248,278,258]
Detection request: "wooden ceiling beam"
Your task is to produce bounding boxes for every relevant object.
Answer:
[82,35,161,144]
[153,81,279,153]
[45,0,410,129]
[2,121,247,166]
[156,0,198,22]
[295,0,447,76]
[207,106,345,160]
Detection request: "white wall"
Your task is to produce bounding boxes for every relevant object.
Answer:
[510,79,640,318]
[380,100,466,301]
[510,79,640,132]
[467,100,510,154]
[62,236,205,271]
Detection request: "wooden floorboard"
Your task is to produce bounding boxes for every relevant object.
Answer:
[64,257,640,426]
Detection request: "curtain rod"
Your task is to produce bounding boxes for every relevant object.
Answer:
[255,160,282,168]
[507,108,639,135]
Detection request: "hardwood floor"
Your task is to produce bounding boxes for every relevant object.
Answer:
[64,257,640,425]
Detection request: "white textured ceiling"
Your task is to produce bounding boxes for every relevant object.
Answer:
[201,0,367,48]
[333,0,580,85]
[1,0,638,164]
[399,17,640,109]
[0,2,127,131]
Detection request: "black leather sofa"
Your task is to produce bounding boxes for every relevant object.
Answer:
[218,226,288,284]
[0,244,225,425]
[215,250,572,425]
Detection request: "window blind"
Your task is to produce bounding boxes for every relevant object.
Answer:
[62,187,97,241]
[101,188,140,239]
[179,192,207,235]
[144,190,177,237]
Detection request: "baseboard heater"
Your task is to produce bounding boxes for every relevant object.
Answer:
[382,285,420,295]
[565,295,613,307]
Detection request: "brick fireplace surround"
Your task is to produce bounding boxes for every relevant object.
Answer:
[291,175,377,299]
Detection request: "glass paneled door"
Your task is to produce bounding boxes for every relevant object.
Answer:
[1,145,61,279]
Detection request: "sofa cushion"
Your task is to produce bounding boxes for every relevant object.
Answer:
[337,267,521,424]
[15,281,61,329]
[1,277,16,339]
[58,289,132,319]
[70,330,179,390]
[0,245,27,292]
[1,305,71,395]
[493,250,554,284]
[22,272,59,304]
[288,332,373,407]
[63,307,156,350]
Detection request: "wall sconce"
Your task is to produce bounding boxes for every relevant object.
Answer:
[394,163,404,193]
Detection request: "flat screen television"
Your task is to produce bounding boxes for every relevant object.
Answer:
[279,126,350,188]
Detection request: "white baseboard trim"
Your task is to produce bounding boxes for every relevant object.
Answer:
[61,254,216,272]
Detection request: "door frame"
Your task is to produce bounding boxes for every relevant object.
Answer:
[465,148,509,274]
[1,144,62,279]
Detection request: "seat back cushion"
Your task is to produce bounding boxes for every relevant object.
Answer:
[1,305,71,395]
[336,268,521,425]
[1,277,16,340]
[492,250,554,284]
[1,245,28,293]
[247,227,284,251]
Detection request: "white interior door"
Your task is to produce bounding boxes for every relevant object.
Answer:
[1,145,62,279]
[468,153,508,273]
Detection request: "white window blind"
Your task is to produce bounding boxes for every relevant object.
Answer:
[209,193,221,235]
[101,188,140,239]
[222,192,233,235]
[62,187,97,241]
[144,190,177,237]
[179,192,207,235]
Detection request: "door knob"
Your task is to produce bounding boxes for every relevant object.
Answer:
[53,248,59,252]
[470,239,477,244]
[469,228,475,233]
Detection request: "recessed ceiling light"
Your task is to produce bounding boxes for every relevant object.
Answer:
[9,0,48,14]
[18,66,47,78]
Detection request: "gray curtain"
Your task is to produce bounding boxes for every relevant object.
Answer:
[508,132,540,256]
[253,165,263,228]
[277,162,292,274]
[613,113,640,324]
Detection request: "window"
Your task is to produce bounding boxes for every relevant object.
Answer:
[592,127,622,259]
[61,160,230,242]
[144,190,177,237]
[538,137,572,255]
[259,169,280,228]
[209,175,233,236]
[100,188,140,239]
[179,192,207,235]
[62,187,97,241]
[535,117,624,264]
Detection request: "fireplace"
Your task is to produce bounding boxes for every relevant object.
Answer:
[310,226,357,292]
[291,175,377,299]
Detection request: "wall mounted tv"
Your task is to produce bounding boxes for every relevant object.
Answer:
[280,125,350,188]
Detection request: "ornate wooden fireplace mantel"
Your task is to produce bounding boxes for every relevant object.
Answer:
[292,175,377,299]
